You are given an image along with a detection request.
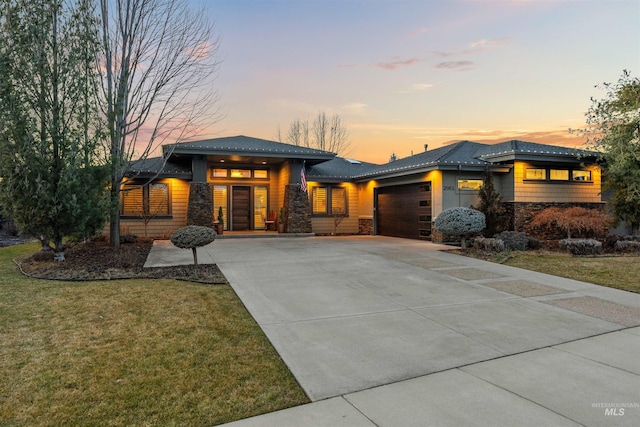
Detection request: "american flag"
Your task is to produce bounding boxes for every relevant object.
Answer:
[300,161,307,193]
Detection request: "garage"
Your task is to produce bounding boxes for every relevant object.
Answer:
[375,182,432,240]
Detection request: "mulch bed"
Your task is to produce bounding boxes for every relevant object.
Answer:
[14,238,228,284]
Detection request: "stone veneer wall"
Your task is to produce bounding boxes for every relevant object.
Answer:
[358,218,373,235]
[283,184,312,233]
[187,182,214,227]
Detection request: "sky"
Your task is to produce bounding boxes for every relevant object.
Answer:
[189,0,639,164]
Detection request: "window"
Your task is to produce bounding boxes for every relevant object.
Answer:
[213,185,227,230]
[419,183,431,192]
[331,187,347,214]
[550,169,569,181]
[312,187,327,214]
[418,215,432,222]
[254,170,268,179]
[212,169,227,178]
[525,167,593,182]
[121,183,170,217]
[254,186,268,229]
[457,179,483,190]
[311,186,348,215]
[525,168,547,180]
[572,170,592,181]
[230,169,251,178]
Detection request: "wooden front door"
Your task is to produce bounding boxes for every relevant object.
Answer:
[232,186,251,230]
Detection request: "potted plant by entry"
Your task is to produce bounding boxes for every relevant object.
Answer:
[215,206,224,235]
[278,207,285,233]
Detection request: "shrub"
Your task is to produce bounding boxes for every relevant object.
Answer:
[494,231,528,251]
[526,236,542,250]
[614,240,640,253]
[529,207,613,239]
[434,207,486,248]
[475,171,508,236]
[120,233,138,244]
[171,225,216,265]
[473,237,505,252]
[559,238,603,256]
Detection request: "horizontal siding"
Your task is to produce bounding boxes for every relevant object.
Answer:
[310,182,359,234]
[120,178,190,238]
[513,162,601,203]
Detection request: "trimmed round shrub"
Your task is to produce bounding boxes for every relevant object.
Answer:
[171,225,216,248]
[473,237,505,252]
[494,231,527,251]
[171,225,216,265]
[614,240,640,253]
[434,207,485,248]
[559,238,602,256]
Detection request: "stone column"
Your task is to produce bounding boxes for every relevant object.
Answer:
[283,184,312,233]
[187,182,214,227]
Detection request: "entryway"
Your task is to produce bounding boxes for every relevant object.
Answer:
[231,186,251,230]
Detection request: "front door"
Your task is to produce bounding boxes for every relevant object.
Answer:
[232,186,251,230]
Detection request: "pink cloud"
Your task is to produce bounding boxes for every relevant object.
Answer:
[374,58,421,71]
[433,61,474,71]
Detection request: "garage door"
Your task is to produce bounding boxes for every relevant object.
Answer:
[376,182,432,240]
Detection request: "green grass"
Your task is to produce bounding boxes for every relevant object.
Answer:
[494,250,640,294]
[0,243,308,426]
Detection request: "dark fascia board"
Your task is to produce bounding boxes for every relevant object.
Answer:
[127,171,193,179]
[353,163,511,182]
[170,146,334,160]
[482,152,597,164]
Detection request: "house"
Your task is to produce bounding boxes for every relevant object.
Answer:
[121,135,603,241]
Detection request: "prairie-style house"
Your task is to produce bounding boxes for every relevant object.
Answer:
[120,136,602,241]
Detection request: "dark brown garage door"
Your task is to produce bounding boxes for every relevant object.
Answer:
[376,182,432,240]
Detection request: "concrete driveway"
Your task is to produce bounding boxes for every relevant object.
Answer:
[146,236,640,426]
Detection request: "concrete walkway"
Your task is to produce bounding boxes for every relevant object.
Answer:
[146,236,640,426]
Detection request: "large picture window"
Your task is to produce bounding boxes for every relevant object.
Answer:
[121,183,170,217]
[312,186,348,215]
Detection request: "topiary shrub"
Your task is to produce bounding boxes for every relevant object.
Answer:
[171,225,216,265]
[559,238,603,256]
[614,240,640,253]
[434,207,485,248]
[473,237,505,252]
[494,231,528,251]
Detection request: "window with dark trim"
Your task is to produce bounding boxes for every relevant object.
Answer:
[525,167,592,182]
[210,168,269,179]
[312,186,348,215]
[121,183,170,217]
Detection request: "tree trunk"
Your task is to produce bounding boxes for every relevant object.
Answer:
[191,247,198,265]
[110,183,121,247]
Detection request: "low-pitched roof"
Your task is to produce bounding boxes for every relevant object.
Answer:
[127,157,192,179]
[164,135,336,164]
[309,140,598,181]
[475,140,597,163]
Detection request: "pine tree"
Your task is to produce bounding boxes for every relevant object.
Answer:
[0,0,108,260]
[476,170,507,237]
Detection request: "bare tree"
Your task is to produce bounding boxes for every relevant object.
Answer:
[97,0,221,247]
[312,111,350,155]
[282,111,351,155]
[286,118,310,147]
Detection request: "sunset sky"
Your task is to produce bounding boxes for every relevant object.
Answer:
[192,0,639,163]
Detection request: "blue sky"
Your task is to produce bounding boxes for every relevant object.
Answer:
[192,0,639,163]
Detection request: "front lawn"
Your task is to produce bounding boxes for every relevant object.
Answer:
[0,243,308,426]
[492,250,640,294]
